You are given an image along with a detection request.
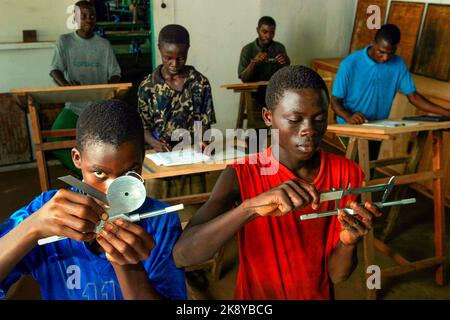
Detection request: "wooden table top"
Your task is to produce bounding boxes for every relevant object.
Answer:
[221,81,269,92]
[142,150,247,180]
[327,120,450,138]
[10,83,132,105]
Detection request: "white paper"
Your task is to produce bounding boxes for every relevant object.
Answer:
[361,120,419,128]
[146,146,247,167]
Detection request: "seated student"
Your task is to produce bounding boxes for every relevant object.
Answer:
[173,66,381,300]
[331,23,450,125]
[238,16,290,116]
[138,24,216,153]
[0,100,186,300]
[49,0,121,173]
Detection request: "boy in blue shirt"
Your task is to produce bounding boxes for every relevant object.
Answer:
[0,100,186,300]
[331,24,450,125]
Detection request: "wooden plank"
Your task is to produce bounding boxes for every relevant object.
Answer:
[382,257,446,278]
[161,193,211,206]
[36,140,77,152]
[381,131,428,241]
[0,93,31,165]
[413,4,450,81]
[432,130,446,285]
[356,139,377,300]
[328,121,450,136]
[369,156,410,169]
[29,96,49,192]
[221,81,268,91]
[350,0,388,53]
[345,137,358,160]
[41,129,76,139]
[10,83,132,105]
[368,170,444,186]
[373,239,410,266]
[387,1,425,69]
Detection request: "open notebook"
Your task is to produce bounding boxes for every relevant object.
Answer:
[146,147,247,167]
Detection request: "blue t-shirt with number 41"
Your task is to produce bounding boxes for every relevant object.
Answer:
[0,189,187,300]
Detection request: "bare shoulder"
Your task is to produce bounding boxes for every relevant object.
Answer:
[185,166,241,229]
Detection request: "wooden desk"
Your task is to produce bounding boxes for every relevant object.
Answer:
[142,150,247,280]
[327,121,449,299]
[10,83,132,192]
[222,81,268,129]
[312,57,450,205]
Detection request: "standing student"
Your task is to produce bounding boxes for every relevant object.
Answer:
[0,100,186,300]
[49,0,121,173]
[173,66,381,300]
[238,16,290,111]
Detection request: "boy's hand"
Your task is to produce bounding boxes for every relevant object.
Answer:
[252,52,268,65]
[96,218,155,265]
[338,200,382,246]
[275,53,288,65]
[348,112,368,124]
[148,135,171,152]
[31,189,108,242]
[242,179,320,217]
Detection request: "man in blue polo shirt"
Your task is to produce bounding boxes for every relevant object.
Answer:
[331,24,450,125]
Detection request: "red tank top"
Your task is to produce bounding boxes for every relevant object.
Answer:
[230,148,363,300]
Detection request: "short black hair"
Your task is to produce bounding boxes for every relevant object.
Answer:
[375,24,401,45]
[75,1,95,9]
[158,24,190,46]
[76,100,144,156]
[258,16,276,28]
[265,65,329,110]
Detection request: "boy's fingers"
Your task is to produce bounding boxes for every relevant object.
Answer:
[290,180,319,209]
[97,236,127,265]
[114,219,155,251]
[107,221,152,259]
[341,212,366,235]
[365,202,382,217]
[282,182,311,209]
[59,226,96,242]
[349,200,372,223]
[99,228,140,264]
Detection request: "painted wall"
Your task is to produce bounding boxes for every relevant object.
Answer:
[0,0,75,92]
[151,0,357,131]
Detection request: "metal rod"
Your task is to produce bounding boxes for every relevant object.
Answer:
[300,198,416,221]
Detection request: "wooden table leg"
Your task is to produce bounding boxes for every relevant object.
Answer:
[235,93,246,129]
[381,131,428,242]
[345,137,358,160]
[432,130,446,285]
[357,139,377,300]
[28,96,50,192]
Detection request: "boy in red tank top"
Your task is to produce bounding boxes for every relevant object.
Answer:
[173,66,381,300]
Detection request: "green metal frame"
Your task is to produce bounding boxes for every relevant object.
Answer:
[149,0,156,70]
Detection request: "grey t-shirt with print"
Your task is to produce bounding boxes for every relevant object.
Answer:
[50,32,121,115]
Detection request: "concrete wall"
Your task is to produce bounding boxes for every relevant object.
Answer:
[151,0,358,131]
[0,0,74,92]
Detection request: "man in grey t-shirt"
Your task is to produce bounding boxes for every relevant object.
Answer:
[49,0,121,172]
